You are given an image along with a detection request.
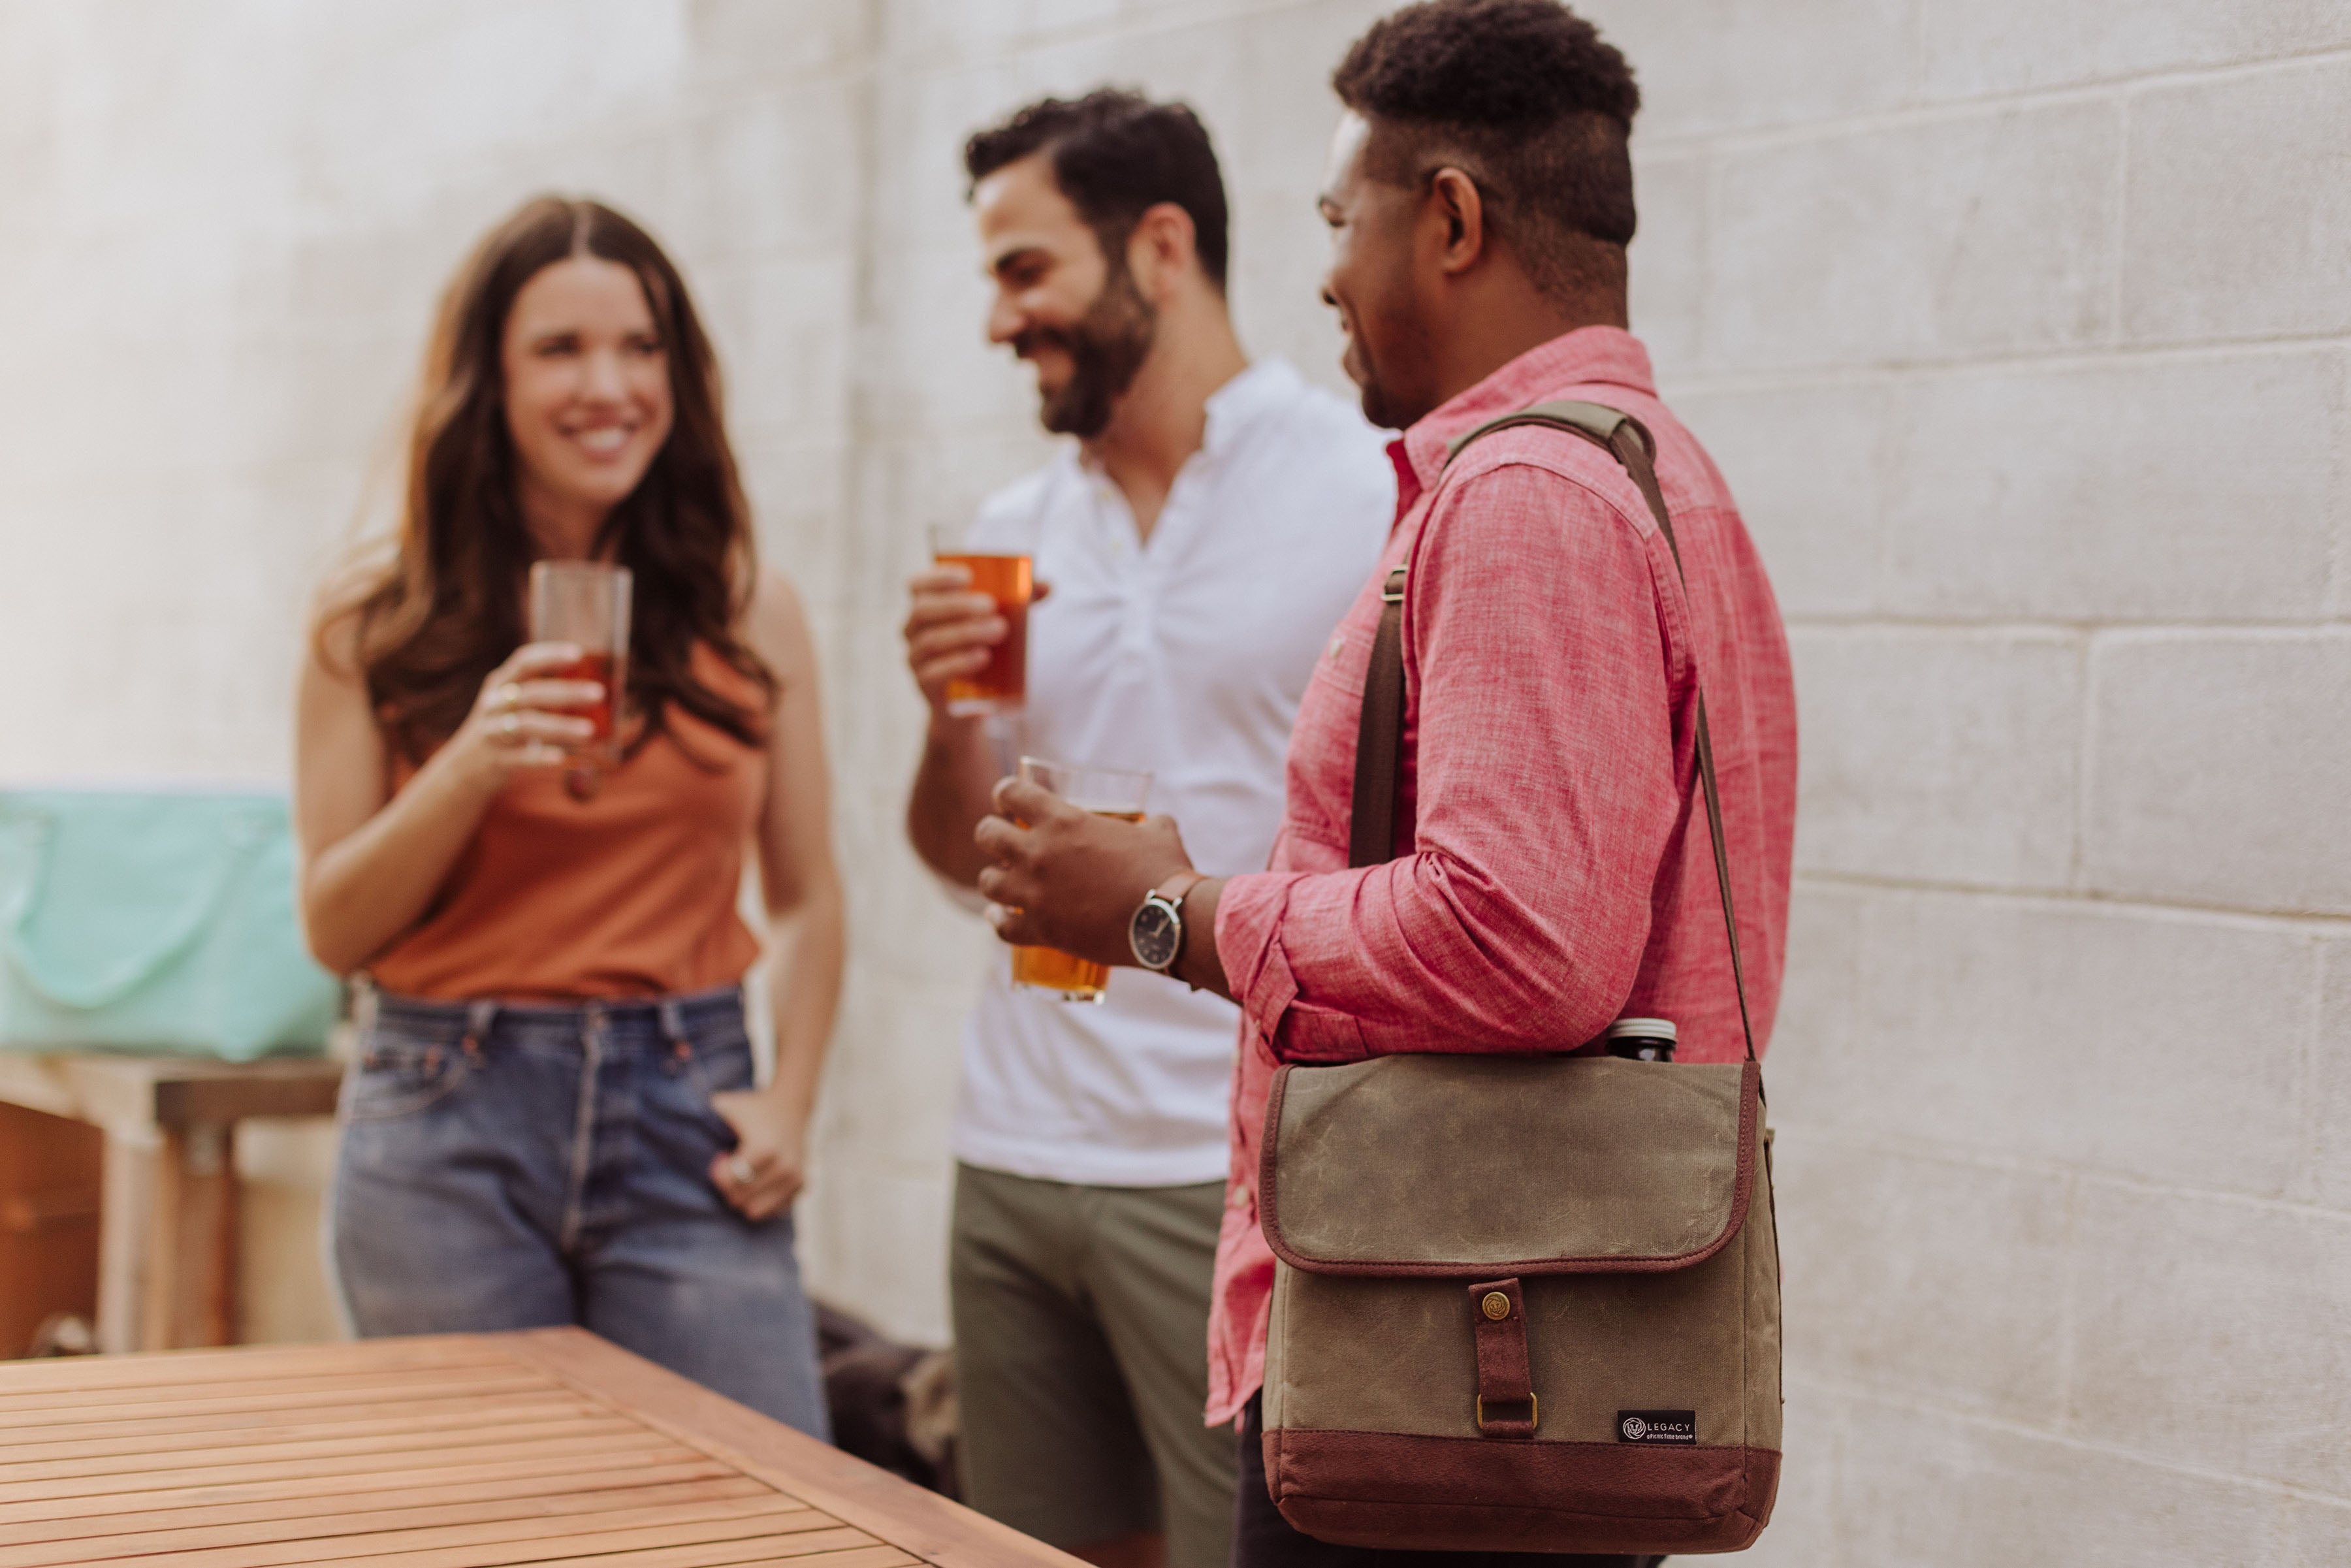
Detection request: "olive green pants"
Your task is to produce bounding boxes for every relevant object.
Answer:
[950,1164,1236,1568]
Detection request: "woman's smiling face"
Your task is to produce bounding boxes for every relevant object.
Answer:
[500,254,674,537]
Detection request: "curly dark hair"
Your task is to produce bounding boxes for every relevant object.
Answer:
[1334,0,1640,301]
[964,89,1230,291]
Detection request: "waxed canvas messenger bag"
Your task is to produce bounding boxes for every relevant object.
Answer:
[1256,404,1782,1555]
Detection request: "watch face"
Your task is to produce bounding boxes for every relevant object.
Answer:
[1130,899,1181,970]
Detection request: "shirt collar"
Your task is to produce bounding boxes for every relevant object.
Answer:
[1200,357,1302,459]
[1398,326,1657,494]
[1073,357,1302,481]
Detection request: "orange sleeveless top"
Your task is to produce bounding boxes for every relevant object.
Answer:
[368,645,767,1001]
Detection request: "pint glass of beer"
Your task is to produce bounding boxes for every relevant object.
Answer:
[1010,757,1151,1004]
[930,526,1031,716]
[528,560,632,763]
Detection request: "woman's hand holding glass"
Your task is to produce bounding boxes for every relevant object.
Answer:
[455,641,607,787]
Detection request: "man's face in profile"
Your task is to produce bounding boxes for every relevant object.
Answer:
[1318,110,1430,432]
[974,152,1157,439]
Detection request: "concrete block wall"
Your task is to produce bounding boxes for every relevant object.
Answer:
[1,2,2345,1559]
[1584,0,2351,1558]
[0,0,882,1349]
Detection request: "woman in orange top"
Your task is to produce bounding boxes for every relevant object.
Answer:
[295,197,842,1436]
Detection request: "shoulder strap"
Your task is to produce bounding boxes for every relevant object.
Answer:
[1349,400,1757,1063]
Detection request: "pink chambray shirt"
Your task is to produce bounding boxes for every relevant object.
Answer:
[1202,327,1798,1426]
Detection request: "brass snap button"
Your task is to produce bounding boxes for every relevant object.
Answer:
[1481,1291,1511,1321]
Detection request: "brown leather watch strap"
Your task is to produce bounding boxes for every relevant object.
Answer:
[1157,869,1208,906]
[1154,870,1208,970]
[1467,1276,1536,1439]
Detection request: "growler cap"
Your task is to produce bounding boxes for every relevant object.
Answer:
[1604,1017,1677,1042]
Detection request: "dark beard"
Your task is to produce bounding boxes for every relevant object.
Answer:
[1017,263,1158,439]
[1356,370,1407,434]
[1346,322,1416,433]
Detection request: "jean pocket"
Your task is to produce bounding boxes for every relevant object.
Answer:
[677,1034,755,1136]
[342,1032,473,1123]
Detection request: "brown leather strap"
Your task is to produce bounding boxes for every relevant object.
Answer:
[1352,402,1757,1063]
[1156,869,1209,904]
[1467,1277,1535,1438]
[1157,869,1209,970]
[1346,565,1410,869]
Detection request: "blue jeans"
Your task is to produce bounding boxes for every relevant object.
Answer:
[328,985,831,1439]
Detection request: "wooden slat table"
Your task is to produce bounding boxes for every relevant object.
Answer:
[0,1328,1081,1568]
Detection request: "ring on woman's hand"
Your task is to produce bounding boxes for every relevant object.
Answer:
[728,1153,756,1185]
[491,682,523,712]
[497,712,522,740]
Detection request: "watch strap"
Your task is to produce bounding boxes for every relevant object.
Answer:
[1155,870,1207,906]
[1138,871,1208,972]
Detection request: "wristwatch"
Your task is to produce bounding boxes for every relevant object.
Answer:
[1129,871,1207,974]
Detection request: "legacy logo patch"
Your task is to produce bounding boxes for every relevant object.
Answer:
[1617,1410,1697,1445]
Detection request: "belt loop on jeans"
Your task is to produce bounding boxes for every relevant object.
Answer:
[461,999,496,1063]
[659,997,691,1061]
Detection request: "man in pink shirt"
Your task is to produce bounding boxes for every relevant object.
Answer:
[975,3,1796,1563]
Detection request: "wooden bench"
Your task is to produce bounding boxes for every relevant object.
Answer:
[0,1327,1072,1568]
[0,1052,344,1352]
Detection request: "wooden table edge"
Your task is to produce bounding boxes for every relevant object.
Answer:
[499,1326,1090,1568]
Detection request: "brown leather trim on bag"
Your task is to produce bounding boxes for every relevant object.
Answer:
[1264,1426,1778,1554]
[1258,1057,1762,1277]
[1468,1278,1535,1437]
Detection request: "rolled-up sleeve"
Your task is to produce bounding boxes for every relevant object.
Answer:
[1215,461,1686,1061]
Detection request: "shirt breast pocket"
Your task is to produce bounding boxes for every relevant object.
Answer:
[1311,616,1374,705]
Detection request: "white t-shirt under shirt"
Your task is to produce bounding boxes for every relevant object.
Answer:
[950,359,1395,1187]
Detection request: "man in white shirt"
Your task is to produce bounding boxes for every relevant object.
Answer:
[901,90,1391,1568]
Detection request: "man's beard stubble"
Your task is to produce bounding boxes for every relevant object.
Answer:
[1019,263,1158,440]
[1354,352,1406,434]
[1342,308,1415,434]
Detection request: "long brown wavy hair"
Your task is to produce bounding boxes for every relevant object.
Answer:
[328,196,773,765]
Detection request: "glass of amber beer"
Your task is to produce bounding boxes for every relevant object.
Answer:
[1010,756,1151,1004]
[527,560,631,766]
[929,526,1031,716]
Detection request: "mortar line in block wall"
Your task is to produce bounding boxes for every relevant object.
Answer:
[1786,615,2348,634]
[2331,353,2351,618]
[2293,942,2329,1208]
[2071,623,2351,643]
[2100,89,2130,352]
[1783,1371,2351,1509]
[1778,1120,2351,1221]
[1629,39,2351,160]
[2068,628,2096,901]
[1660,328,2351,399]
[2052,1168,2081,1437]
[1792,871,2351,931]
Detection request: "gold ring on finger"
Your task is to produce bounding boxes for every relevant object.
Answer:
[492,682,523,712]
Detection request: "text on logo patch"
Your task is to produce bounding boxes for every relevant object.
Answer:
[1617,1409,1697,1445]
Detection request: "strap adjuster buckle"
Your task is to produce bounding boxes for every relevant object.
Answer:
[1380,567,1408,604]
[1475,1394,1536,1430]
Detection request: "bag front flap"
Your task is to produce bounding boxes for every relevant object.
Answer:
[1260,1055,1759,1276]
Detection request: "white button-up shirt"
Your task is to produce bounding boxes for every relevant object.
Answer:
[953,358,1394,1186]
